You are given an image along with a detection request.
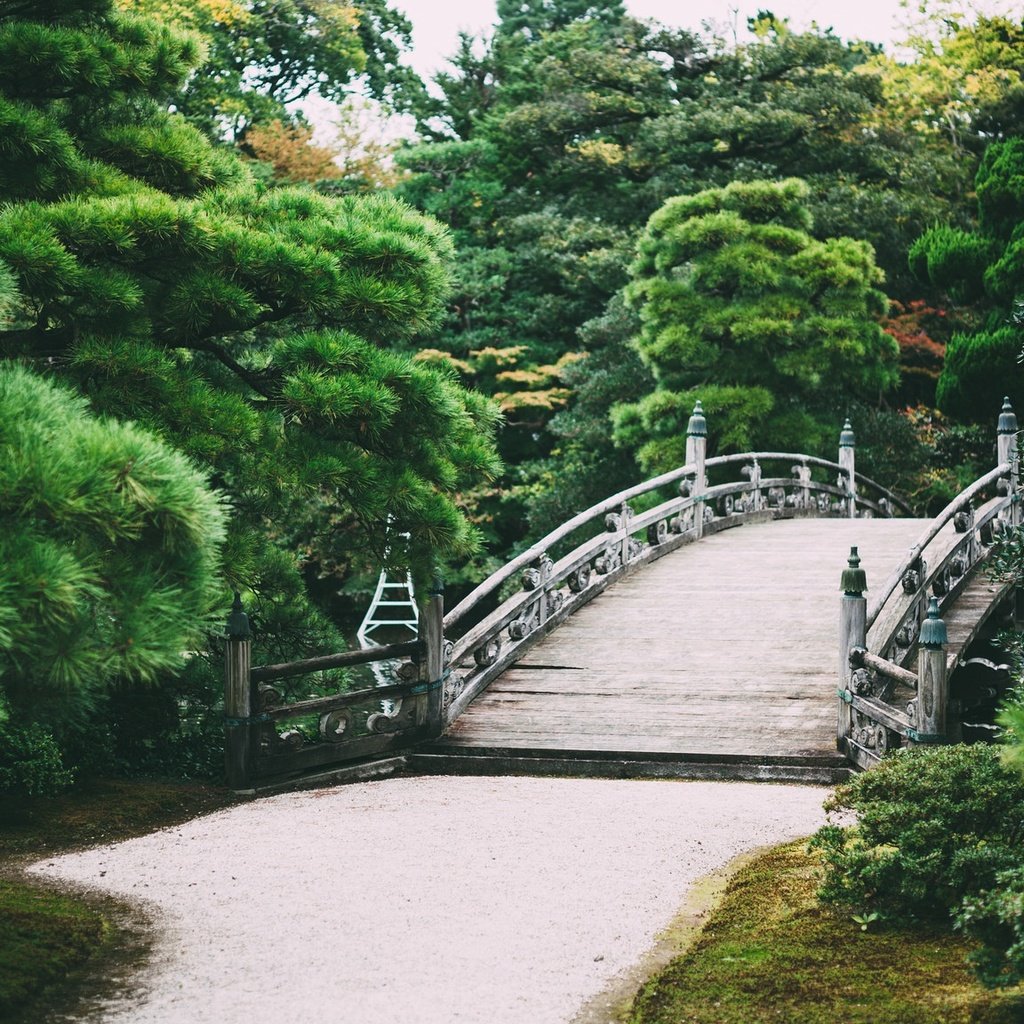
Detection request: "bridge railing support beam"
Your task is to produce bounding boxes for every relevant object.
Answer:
[420,577,446,738]
[839,418,856,519]
[997,397,1020,529]
[909,597,948,747]
[838,546,867,751]
[686,401,707,538]
[224,593,255,791]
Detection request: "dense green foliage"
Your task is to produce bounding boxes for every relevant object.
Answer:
[0,0,500,781]
[812,746,1024,925]
[0,0,500,621]
[0,366,226,722]
[0,722,73,798]
[911,139,1024,420]
[959,867,1024,989]
[614,179,898,471]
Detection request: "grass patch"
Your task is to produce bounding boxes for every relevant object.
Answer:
[628,841,1024,1024]
[0,777,238,1021]
[0,878,111,1020]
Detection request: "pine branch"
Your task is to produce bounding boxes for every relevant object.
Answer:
[187,339,276,399]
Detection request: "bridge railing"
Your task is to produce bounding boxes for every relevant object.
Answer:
[442,407,909,725]
[838,399,1021,769]
[222,590,444,790]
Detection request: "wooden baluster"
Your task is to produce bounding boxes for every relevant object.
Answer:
[911,597,948,746]
[997,397,1019,528]
[839,418,856,518]
[838,547,867,752]
[420,577,445,737]
[619,503,631,566]
[686,400,707,539]
[224,592,255,790]
[747,458,762,511]
[792,460,811,510]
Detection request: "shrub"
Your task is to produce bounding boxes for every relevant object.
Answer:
[811,745,1024,922]
[958,867,1024,988]
[0,721,74,798]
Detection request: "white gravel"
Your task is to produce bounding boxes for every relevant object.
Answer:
[29,776,828,1024]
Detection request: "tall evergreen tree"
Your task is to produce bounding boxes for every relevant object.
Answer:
[910,138,1024,420]
[614,179,899,471]
[0,0,500,651]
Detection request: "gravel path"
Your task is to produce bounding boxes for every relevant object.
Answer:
[29,776,828,1024]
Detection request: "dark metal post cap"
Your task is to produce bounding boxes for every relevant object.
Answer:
[839,417,855,448]
[686,399,707,438]
[998,397,1018,435]
[920,595,947,648]
[226,592,252,640]
[841,545,867,596]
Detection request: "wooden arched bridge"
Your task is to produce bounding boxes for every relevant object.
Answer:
[223,401,1023,791]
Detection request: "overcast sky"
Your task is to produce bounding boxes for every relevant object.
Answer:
[392,0,1020,76]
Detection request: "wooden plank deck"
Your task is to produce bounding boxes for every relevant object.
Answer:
[434,518,930,767]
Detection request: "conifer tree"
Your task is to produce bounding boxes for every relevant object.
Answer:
[614,179,899,471]
[910,138,1024,420]
[0,0,501,649]
[0,363,226,727]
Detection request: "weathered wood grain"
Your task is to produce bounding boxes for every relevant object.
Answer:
[437,518,927,762]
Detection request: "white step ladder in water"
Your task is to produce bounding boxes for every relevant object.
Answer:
[357,569,419,687]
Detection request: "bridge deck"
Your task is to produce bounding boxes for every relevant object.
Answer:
[436,518,929,767]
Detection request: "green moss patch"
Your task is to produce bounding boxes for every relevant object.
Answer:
[0,777,238,1021]
[628,841,1024,1024]
[0,878,110,1020]
[0,776,238,859]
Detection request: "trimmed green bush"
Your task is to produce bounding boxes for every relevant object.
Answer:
[0,720,73,798]
[958,867,1024,988]
[811,745,1024,923]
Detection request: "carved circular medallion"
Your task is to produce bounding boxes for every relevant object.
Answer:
[319,709,353,743]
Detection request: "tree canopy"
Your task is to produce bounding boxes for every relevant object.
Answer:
[614,179,898,471]
[123,0,425,139]
[0,0,501,654]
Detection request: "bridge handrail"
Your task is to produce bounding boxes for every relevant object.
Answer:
[839,400,1022,773]
[710,453,912,516]
[445,450,904,634]
[865,463,1010,631]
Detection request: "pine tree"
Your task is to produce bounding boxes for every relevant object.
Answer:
[614,179,899,472]
[910,138,1024,420]
[0,363,226,727]
[0,0,501,651]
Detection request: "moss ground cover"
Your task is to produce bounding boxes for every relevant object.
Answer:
[628,841,1024,1024]
[0,778,237,1021]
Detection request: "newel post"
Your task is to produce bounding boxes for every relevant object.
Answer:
[421,575,445,736]
[224,592,255,790]
[839,418,856,519]
[838,546,867,750]
[997,397,1020,528]
[911,597,948,745]
[686,400,707,539]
